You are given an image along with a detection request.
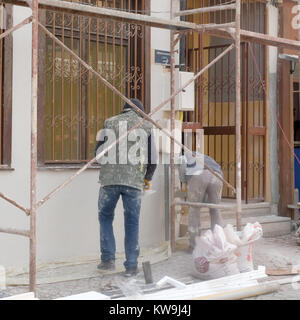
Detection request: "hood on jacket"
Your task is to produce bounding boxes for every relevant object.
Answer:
[123,98,145,113]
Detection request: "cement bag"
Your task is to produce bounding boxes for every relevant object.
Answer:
[224,222,263,273]
[192,225,239,280]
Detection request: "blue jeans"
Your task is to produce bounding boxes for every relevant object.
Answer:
[98,185,142,270]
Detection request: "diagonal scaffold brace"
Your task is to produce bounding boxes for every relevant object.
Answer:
[36,22,236,212]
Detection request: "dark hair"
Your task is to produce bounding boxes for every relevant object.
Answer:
[123,98,145,112]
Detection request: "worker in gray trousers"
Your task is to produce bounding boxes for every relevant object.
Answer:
[177,151,225,250]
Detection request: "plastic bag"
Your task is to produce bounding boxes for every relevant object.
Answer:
[224,222,263,273]
[192,225,240,280]
[241,222,263,243]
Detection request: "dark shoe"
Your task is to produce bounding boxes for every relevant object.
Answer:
[123,267,139,277]
[97,260,115,271]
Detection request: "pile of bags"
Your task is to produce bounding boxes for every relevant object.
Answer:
[192,222,263,280]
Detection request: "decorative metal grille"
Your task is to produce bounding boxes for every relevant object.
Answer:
[185,0,266,201]
[43,0,147,163]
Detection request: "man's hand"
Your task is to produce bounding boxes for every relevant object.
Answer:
[144,178,151,190]
[181,183,187,193]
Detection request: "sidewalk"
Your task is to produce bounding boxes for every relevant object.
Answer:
[2,234,300,300]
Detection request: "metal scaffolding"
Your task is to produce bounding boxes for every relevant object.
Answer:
[0,0,300,296]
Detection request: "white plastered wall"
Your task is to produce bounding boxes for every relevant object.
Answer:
[150,0,181,236]
[150,0,180,122]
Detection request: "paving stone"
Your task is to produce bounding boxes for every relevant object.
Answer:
[2,234,300,300]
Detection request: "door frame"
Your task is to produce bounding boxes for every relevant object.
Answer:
[278,59,295,218]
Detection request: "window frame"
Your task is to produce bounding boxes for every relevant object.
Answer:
[0,4,13,169]
[37,1,151,167]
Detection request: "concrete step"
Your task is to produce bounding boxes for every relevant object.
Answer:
[176,215,292,251]
[177,200,291,237]
[210,203,272,220]
[200,215,291,237]
[177,202,274,222]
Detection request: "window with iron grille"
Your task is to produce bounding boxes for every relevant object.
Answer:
[39,0,149,164]
[183,0,266,201]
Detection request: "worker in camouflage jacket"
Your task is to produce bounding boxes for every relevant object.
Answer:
[177,151,225,250]
[95,98,157,277]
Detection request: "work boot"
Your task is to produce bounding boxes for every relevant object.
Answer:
[97,260,115,271]
[123,267,139,277]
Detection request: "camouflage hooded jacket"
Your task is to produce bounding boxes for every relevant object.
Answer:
[95,108,157,190]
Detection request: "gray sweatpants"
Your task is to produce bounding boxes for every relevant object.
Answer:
[187,170,224,248]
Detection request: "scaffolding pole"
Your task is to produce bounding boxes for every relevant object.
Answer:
[235,0,242,231]
[0,227,30,237]
[29,0,38,294]
[170,1,176,252]
[0,15,32,41]
[174,201,237,210]
[0,191,30,215]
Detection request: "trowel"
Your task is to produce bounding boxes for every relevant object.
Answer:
[142,189,156,197]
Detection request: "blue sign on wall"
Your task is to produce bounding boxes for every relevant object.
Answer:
[155,49,171,65]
